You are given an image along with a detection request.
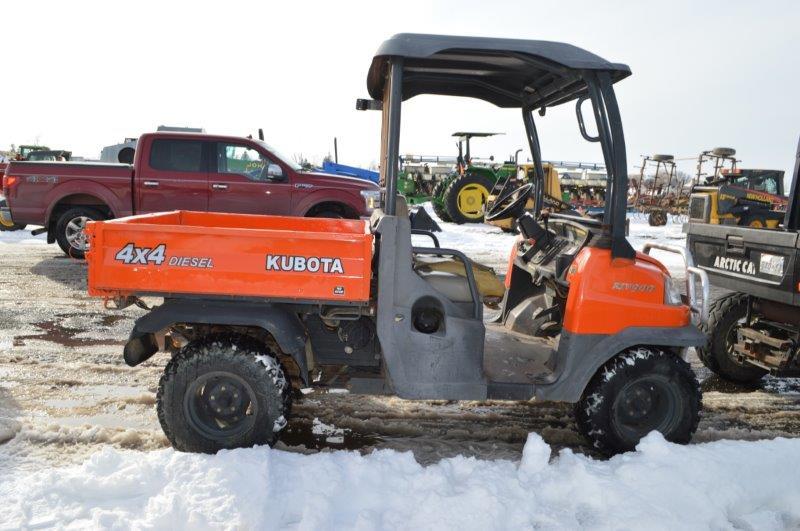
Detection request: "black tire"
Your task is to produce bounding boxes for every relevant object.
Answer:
[431,179,452,222]
[651,154,674,162]
[311,210,345,219]
[0,221,26,232]
[55,206,105,259]
[711,147,736,158]
[0,198,25,231]
[575,347,701,455]
[648,210,667,226]
[443,173,495,224]
[697,293,767,383]
[157,334,291,453]
[739,212,768,228]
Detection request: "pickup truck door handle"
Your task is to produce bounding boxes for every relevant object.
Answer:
[143,180,159,187]
[212,183,228,190]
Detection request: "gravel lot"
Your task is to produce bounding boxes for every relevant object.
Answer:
[1,222,799,471]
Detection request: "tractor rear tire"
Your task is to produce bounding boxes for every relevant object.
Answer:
[444,173,495,224]
[697,293,768,383]
[157,334,291,454]
[576,347,701,455]
[431,180,452,222]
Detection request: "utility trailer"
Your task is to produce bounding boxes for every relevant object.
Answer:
[686,140,800,382]
[87,33,709,456]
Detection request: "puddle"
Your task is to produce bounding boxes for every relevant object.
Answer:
[701,375,763,394]
[13,320,121,347]
[281,417,379,451]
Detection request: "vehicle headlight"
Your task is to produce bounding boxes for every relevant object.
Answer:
[664,276,682,305]
[360,189,382,212]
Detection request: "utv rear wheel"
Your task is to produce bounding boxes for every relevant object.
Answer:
[431,180,452,222]
[55,206,105,259]
[697,293,767,383]
[157,335,291,453]
[444,173,495,224]
[576,347,701,455]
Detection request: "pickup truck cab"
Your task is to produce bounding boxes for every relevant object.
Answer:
[1,132,379,257]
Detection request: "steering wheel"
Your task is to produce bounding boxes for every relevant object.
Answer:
[485,183,534,222]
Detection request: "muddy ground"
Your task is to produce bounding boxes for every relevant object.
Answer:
[1,238,799,472]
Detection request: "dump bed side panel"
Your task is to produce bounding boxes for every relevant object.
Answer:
[87,212,373,302]
[686,221,799,305]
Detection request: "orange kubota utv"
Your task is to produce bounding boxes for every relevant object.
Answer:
[86,34,709,455]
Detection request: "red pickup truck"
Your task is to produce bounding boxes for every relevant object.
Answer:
[1,132,379,257]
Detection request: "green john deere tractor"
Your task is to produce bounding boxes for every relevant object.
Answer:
[432,132,518,224]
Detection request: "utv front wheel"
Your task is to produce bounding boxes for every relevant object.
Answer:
[157,335,291,453]
[576,347,701,455]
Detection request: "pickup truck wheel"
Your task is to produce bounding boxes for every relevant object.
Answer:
[312,210,344,219]
[575,347,701,455]
[697,293,768,383]
[55,207,105,259]
[157,335,291,454]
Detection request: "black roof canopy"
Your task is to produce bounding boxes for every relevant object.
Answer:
[367,33,631,109]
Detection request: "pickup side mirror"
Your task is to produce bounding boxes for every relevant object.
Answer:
[266,163,284,180]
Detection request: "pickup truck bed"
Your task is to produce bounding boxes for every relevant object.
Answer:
[4,161,134,224]
[86,211,374,303]
[686,221,799,305]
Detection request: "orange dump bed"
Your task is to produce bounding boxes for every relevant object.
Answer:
[86,211,374,303]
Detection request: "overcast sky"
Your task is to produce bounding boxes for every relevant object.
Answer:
[3,0,798,177]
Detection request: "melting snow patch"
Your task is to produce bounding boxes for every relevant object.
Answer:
[2,432,800,529]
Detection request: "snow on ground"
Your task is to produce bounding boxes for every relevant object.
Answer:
[2,215,800,529]
[2,432,799,529]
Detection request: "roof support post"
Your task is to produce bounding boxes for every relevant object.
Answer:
[583,71,634,258]
[522,108,546,216]
[382,58,404,216]
[784,136,800,231]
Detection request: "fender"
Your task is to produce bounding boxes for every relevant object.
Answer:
[295,188,363,218]
[44,179,132,223]
[536,325,706,403]
[123,299,309,383]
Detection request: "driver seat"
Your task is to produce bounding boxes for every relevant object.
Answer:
[413,257,505,304]
[394,198,506,305]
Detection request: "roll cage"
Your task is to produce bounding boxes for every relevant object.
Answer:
[362,33,635,258]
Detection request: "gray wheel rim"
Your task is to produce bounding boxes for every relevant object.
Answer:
[65,216,91,251]
[184,371,258,441]
[611,374,681,442]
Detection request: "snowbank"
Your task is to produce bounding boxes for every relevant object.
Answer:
[2,432,798,530]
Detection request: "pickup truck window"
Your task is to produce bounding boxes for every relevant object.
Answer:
[150,139,204,172]
[216,143,272,182]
